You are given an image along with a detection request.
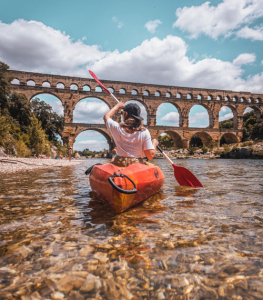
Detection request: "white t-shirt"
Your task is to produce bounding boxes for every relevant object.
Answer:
[106,118,154,158]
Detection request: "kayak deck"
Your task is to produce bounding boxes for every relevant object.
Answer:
[89,163,165,213]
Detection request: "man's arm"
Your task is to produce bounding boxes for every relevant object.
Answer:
[144,139,158,160]
[103,102,125,124]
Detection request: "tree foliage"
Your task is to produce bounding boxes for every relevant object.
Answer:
[158,134,174,149]
[31,98,64,142]
[0,62,12,114]
[190,134,203,147]
[220,110,263,142]
[0,60,65,157]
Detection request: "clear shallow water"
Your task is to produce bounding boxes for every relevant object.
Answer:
[0,159,263,299]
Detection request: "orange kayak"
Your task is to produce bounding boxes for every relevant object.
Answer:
[89,163,165,213]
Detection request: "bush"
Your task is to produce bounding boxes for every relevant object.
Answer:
[15,139,31,157]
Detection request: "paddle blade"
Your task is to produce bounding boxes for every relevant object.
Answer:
[89,70,111,94]
[173,164,203,188]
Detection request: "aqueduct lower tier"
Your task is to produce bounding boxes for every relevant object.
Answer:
[9,70,263,150]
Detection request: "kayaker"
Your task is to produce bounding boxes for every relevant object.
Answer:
[104,102,158,167]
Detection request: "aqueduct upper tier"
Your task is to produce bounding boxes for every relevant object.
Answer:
[9,70,263,150]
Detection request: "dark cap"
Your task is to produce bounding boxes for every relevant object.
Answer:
[123,103,143,121]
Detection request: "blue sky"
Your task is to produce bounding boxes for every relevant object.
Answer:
[1,0,262,150]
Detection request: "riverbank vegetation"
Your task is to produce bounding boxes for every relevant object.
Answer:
[0,62,67,157]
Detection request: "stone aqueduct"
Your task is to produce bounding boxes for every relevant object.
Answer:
[9,70,263,152]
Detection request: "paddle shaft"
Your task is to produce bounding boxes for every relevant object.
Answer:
[157,145,174,165]
[89,70,119,103]
[110,93,119,103]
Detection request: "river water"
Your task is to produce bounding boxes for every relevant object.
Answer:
[0,159,263,300]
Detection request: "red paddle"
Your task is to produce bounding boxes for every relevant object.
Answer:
[89,70,203,188]
[89,70,119,103]
[157,145,203,188]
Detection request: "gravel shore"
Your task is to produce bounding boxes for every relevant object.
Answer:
[0,157,83,174]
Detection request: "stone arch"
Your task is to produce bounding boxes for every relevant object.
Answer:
[155,90,161,97]
[73,97,111,123]
[27,79,36,86]
[11,78,20,85]
[95,86,102,92]
[156,102,181,127]
[57,82,65,89]
[70,84,78,90]
[190,131,213,147]
[166,92,171,98]
[108,87,114,93]
[220,132,239,145]
[187,93,193,99]
[42,81,51,88]
[207,95,213,100]
[189,104,212,128]
[131,89,138,95]
[242,105,262,121]
[82,85,90,91]
[73,128,115,152]
[29,93,64,116]
[219,104,237,129]
[163,130,184,149]
[119,88,126,94]
[240,97,246,103]
[143,90,149,96]
[176,92,182,98]
[29,91,64,106]
[197,94,202,100]
[76,95,111,110]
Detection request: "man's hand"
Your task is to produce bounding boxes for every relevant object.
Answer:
[151,139,159,147]
[115,101,125,110]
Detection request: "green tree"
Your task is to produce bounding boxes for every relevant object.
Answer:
[28,115,48,155]
[0,111,13,149]
[158,134,174,149]
[9,93,32,132]
[31,98,64,142]
[0,62,12,114]
[208,140,216,151]
[219,119,233,129]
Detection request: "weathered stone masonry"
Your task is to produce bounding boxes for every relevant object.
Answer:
[9,70,263,150]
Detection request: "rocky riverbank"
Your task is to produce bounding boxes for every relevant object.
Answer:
[0,158,83,174]
[156,141,263,160]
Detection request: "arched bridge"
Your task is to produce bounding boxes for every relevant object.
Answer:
[9,70,263,150]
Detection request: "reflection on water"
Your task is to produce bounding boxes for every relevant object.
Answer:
[0,159,263,299]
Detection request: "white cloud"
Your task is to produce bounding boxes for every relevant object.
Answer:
[112,17,123,29]
[1,20,263,93]
[145,20,162,33]
[236,25,263,41]
[0,19,107,75]
[73,100,109,123]
[219,112,234,121]
[189,112,209,126]
[173,0,263,39]
[261,60,263,65]
[160,112,179,124]
[233,53,256,65]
